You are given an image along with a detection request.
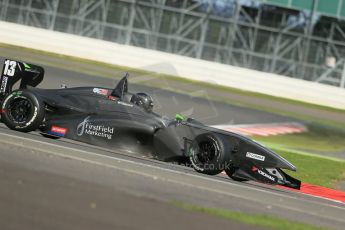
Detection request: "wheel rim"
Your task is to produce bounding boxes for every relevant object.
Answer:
[8,97,33,123]
[196,141,217,164]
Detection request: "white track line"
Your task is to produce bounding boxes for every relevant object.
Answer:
[0,131,344,220]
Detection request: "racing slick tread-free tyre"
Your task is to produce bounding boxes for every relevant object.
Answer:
[189,133,229,175]
[1,90,45,132]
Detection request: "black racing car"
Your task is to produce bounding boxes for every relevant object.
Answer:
[0,59,301,189]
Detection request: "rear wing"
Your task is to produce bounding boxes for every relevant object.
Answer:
[0,59,44,101]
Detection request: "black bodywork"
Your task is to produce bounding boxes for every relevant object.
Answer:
[0,59,301,189]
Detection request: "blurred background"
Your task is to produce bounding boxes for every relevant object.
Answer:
[1,0,345,87]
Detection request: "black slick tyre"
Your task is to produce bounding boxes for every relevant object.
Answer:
[1,90,45,132]
[189,133,229,175]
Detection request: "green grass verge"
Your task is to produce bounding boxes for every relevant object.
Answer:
[273,148,345,188]
[171,201,327,230]
[254,123,345,153]
[253,123,345,188]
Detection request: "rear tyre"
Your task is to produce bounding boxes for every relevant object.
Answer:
[1,90,45,132]
[189,133,229,175]
[225,166,248,182]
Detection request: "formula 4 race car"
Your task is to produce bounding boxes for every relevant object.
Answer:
[0,59,301,189]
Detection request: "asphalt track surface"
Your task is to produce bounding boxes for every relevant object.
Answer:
[1,59,345,230]
[1,127,345,230]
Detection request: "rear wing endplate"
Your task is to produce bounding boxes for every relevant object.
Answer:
[0,59,44,101]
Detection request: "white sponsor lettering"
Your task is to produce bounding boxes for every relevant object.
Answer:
[93,88,108,95]
[25,106,38,126]
[257,169,276,181]
[0,76,8,93]
[2,93,14,109]
[246,152,265,161]
[77,116,114,140]
[189,148,205,172]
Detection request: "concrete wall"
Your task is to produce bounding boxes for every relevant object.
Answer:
[0,21,344,110]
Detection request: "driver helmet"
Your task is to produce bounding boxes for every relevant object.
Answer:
[130,92,154,112]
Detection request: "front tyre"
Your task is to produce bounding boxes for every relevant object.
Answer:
[1,90,45,132]
[189,133,229,175]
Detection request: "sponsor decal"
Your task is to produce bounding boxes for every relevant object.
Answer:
[2,91,23,110]
[189,148,205,172]
[258,169,276,182]
[12,91,22,96]
[25,106,38,126]
[2,92,19,110]
[48,126,67,137]
[246,152,265,161]
[2,95,12,109]
[77,116,114,140]
[251,166,276,182]
[107,95,117,101]
[0,76,8,93]
[93,88,108,96]
[209,136,221,160]
[258,169,275,181]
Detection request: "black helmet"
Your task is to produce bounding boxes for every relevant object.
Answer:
[130,92,154,112]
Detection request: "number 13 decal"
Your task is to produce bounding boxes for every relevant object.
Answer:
[3,60,17,77]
